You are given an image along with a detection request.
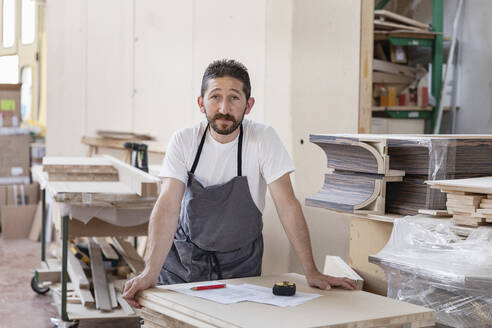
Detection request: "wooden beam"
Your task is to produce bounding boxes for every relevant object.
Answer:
[373,59,417,79]
[372,72,414,84]
[77,288,95,307]
[103,155,160,197]
[111,237,145,274]
[374,10,430,30]
[358,0,374,133]
[81,136,166,155]
[88,240,112,311]
[108,282,118,308]
[35,268,61,283]
[117,292,135,315]
[374,19,426,32]
[94,237,119,260]
[67,249,90,289]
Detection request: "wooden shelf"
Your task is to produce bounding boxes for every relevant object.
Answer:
[373,106,433,112]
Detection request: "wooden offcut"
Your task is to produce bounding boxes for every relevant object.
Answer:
[373,59,417,79]
[374,19,426,32]
[322,256,363,290]
[67,249,90,289]
[94,237,119,260]
[111,237,145,274]
[374,10,430,30]
[88,240,112,311]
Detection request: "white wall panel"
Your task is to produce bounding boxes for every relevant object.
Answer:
[191,0,266,124]
[289,0,361,272]
[133,0,193,147]
[46,0,87,156]
[86,0,133,135]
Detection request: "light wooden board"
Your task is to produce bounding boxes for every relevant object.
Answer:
[374,10,430,30]
[358,0,374,134]
[418,209,451,217]
[88,240,112,311]
[103,155,160,197]
[67,249,90,289]
[349,217,392,296]
[322,256,363,290]
[374,19,426,32]
[94,237,119,260]
[137,273,435,328]
[51,287,137,320]
[77,288,95,307]
[66,218,148,239]
[372,71,414,84]
[111,237,145,274]
[35,268,61,283]
[28,201,43,241]
[373,59,417,79]
[43,156,114,170]
[82,136,166,155]
[47,172,119,182]
[427,177,492,194]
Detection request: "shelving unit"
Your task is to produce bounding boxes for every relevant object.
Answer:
[361,0,444,132]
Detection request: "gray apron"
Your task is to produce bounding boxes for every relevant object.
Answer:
[159,123,264,284]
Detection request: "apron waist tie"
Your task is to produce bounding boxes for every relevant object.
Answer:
[205,251,222,280]
[181,226,223,280]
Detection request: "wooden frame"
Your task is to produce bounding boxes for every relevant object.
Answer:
[358,0,374,133]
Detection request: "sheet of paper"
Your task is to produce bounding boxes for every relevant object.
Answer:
[166,282,322,307]
[241,284,322,307]
[166,281,258,304]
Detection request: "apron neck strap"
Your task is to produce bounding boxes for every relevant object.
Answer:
[190,123,243,176]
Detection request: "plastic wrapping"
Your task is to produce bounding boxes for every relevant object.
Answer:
[370,216,492,327]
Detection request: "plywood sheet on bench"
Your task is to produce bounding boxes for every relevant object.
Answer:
[137,273,435,328]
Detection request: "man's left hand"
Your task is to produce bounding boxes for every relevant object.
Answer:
[306,270,358,291]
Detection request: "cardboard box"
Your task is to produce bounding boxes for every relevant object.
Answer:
[1,204,38,239]
[0,84,21,127]
[0,132,30,184]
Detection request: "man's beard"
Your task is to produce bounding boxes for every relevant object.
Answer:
[205,107,246,135]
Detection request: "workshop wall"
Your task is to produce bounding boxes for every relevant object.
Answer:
[46,0,362,275]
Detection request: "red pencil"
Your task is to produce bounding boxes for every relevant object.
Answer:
[190,283,226,291]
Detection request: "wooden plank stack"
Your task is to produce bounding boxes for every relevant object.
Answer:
[307,134,492,216]
[427,177,492,227]
[36,155,161,206]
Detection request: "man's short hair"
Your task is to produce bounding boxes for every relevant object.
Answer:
[201,59,251,100]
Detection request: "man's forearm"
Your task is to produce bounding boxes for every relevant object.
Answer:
[277,199,318,276]
[143,195,180,279]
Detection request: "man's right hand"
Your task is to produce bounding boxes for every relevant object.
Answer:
[122,272,159,308]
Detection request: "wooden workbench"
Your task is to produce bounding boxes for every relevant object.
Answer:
[137,273,435,328]
[31,156,160,323]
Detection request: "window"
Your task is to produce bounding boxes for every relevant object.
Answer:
[2,0,16,48]
[21,65,32,120]
[21,0,35,44]
[0,55,19,83]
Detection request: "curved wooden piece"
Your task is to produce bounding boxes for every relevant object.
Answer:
[306,171,380,213]
[309,135,388,174]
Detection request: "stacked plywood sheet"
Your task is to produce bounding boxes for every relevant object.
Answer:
[427,177,492,227]
[43,157,119,181]
[307,134,492,216]
[305,135,404,215]
[137,273,435,328]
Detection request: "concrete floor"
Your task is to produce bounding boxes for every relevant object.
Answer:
[0,238,139,328]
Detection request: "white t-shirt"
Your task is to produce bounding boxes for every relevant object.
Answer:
[159,119,295,212]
